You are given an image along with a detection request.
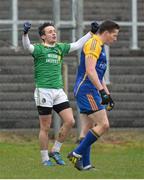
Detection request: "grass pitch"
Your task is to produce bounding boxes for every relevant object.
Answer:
[0,128,144,179]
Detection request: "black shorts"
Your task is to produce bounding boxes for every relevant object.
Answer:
[37,101,70,115]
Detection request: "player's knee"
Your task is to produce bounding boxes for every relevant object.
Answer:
[40,123,51,133]
[66,118,75,127]
[71,118,75,126]
[40,126,50,134]
[102,121,110,131]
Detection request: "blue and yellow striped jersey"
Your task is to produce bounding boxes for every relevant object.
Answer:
[74,35,107,96]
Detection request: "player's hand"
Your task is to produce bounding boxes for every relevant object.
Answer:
[99,89,110,105]
[106,95,115,111]
[23,22,31,34]
[91,21,99,34]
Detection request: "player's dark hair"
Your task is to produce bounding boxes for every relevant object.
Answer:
[99,20,120,34]
[38,22,55,36]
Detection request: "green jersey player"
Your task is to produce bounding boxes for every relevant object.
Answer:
[22,21,97,166]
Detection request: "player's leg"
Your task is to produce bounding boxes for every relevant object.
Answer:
[34,88,54,166]
[68,109,109,170]
[38,109,54,166]
[49,103,75,165]
[67,90,108,169]
[57,106,75,142]
[73,109,109,155]
[79,113,94,138]
[50,89,75,165]
[89,109,109,135]
[78,114,94,169]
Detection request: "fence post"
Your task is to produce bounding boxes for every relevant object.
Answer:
[75,0,84,139]
[104,45,110,84]
[12,0,18,48]
[53,0,60,40]
[131,0,139,50]
[53,0,61,137]
[71,0,77,42]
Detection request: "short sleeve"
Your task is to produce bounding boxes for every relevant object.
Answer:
[58,43,71,56]
[83,38,102,60]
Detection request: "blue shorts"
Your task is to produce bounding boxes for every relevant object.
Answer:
[75,88,105,114]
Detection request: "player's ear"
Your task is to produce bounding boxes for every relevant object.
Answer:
[103,31,110,39]
[104,31,109,35]
[41,34,45,41]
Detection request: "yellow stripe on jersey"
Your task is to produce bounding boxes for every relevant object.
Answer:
[83,35,103,60]
[87,94,98,111]
[90,39,97,51]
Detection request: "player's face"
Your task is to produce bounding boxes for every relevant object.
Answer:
[42,26,57,44]
[105,29,119,45]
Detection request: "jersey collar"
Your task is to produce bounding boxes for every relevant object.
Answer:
[93,35,104,46]
[42,43,56,47]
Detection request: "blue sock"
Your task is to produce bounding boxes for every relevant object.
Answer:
[79,138,91,167]
[78,138,91,167]
[74,130,99,155]
[83,145,91,167]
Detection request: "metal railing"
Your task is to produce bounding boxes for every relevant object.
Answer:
[0,0,143,50]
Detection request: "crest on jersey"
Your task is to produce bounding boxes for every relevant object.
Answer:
[42,98,46,103]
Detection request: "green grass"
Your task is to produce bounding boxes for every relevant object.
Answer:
[0,129,144,179]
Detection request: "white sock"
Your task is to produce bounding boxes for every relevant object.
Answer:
[51,141,63,152]
[40,150,49,163]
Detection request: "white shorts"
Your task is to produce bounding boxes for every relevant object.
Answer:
[34,88,69,107]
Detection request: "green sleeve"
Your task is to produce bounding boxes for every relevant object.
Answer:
[58,43,70,56]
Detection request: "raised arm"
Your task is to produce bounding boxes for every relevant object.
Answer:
[69,32,92,53]
[69,21,99,53]
[22,22,34,53]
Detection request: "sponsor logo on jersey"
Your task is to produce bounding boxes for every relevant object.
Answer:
[46,54,61,64]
